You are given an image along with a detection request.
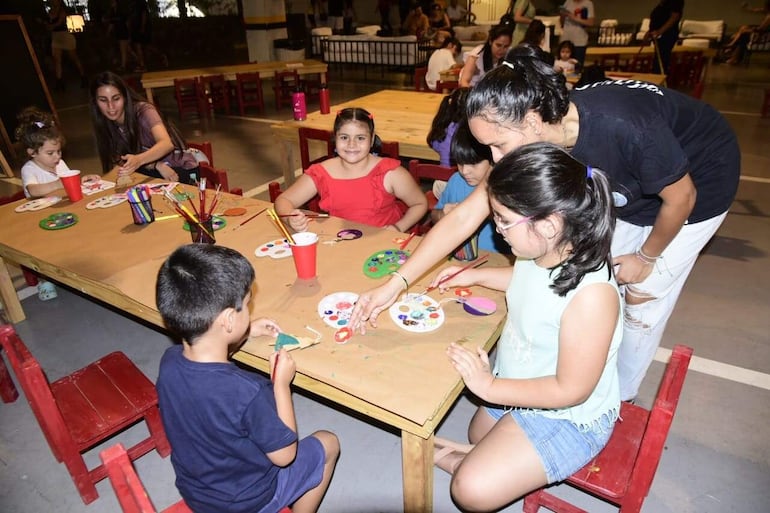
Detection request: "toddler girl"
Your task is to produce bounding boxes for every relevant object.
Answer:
[15,107,99,199]
[275,108,427,233]
[554,40,579,74]
[432,142,622,511]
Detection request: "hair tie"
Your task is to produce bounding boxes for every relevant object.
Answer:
[34,121,45,128]
[502,60,516,70]
[368,113,374,120]
[586,166,593,179]
[336,110,342,117]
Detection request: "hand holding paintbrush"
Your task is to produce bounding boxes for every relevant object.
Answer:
[415,254,490,297]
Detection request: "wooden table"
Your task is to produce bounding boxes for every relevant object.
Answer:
[271,89,445,186]
[585,44,717,59]
[565,71,667,85]
[0,180,508,512]
[140,60,328,104]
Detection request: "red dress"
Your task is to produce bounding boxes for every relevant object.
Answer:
[305,157,405,227]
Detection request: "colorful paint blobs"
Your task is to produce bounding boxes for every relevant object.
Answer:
[334,327,353,344]
[318,292,359,328]
[388,293,445,333]
[39,212,78,230]
[275,332,300,350]
[15,196,62,212]
[86,193,128,210]
[254,239,292,259]
[462,297,497,316]
[183,215,226,231]
[362,249,410,278]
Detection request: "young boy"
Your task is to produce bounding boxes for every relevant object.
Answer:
[155,244,339,513]
[431,121,508,253]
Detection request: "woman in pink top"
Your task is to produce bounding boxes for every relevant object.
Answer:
[274,108,427,233]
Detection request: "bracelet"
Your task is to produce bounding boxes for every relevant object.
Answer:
[391,270,409,290]
[635,248,661,265]
[638,247,662,261]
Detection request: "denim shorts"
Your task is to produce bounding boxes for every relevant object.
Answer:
[486,407,615,483]
[257,435,325,513]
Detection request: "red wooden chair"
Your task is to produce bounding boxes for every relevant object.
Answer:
[173,78,203,120]
[408,159,456,233]
[186,141,213,166]
[0,324,171,504]
[667,51,705,98]
[414,66,428,91]
[100,443,293,513]
[198,162,243,196]
[522,344,694,513]
[234,72,265,115]
[0,190,39,287]
[626,54,654,73]
[273,70,301,110]
[198,74,231,117]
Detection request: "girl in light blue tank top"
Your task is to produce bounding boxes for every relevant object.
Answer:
[433,142,622,511]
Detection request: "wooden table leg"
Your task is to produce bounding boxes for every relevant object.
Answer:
[402,431,433,513]
[0,258,25,323]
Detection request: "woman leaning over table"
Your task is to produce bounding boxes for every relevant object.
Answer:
[89,71,199,185]
[351,45,740,402]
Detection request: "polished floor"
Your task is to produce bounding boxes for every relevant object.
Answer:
[1,58,769,513]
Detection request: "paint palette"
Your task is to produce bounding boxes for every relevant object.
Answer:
[317,292,358,329]
[81,179,115,196]
[362,249,410,278]
[183,215,226,231]
[461,297,497,316]
[389,294,445,333]
[255,238,292,259]
[86,193,128,209]
[39,212,78,230]
[15,196,62,212]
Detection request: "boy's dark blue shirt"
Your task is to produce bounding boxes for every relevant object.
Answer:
[157,345,297,513]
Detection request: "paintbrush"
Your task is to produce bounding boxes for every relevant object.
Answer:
[414,254,490,297]
[278,213,329,218]
[235,207,268,229]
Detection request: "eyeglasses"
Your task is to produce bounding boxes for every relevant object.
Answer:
[493,215,532,233]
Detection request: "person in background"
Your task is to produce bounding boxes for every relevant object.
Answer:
[156,244,340,513]
[432,120,507,253]
[459,24,513,87]
[722,1,770,65]
[274,108,427,234]
[427,86,470,166]
[46,0,87,90]
[446,0,467,25]
[426,36,463,91]
[559,0,594,66]
[427,2,453,43]
[510,0,537,47]
[521,18,552,64]
[553,39,578,74]
[343,0,356,34]
[376,0,393,35]
[431,143,621,512]
[402,2,430,37]
[351,44,740,404]
[644,0,684,73]
[89,71,200,184]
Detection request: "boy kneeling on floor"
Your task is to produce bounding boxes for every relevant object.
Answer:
[156,244,340,513]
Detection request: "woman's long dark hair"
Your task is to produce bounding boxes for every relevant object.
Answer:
[89,71,186,172]
[467,44,570,127]
[481,24,514,73]
[426,87,470,146]
[487,142,615,296]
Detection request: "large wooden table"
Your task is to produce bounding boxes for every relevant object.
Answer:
[0,179,507,512]
[585,44,717,59]
[140,59,328,104]
[271,89,444,186]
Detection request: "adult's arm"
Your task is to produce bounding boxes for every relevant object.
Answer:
[458,52,478,87]
[612,173,697,285]
[350,183,491,332]
[514,0,533,25]
[646,10,682,40]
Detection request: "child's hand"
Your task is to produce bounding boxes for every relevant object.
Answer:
[443,203,458,216]
[156,162,179,182]
[287,211,309,232]
[270,348,296,386]
[251,317,281,338]
[432,265,477,291]
[447,342,493,398]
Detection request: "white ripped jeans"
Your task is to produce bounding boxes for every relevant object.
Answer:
[611,212,728,400]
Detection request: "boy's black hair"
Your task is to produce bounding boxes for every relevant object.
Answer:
[450,119,492,166]
[156,244,255,343]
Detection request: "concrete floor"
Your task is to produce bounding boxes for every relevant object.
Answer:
[1,59,769,512]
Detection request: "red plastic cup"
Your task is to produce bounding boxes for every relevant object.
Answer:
[290,232,318,279]
[58,169,83,202]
